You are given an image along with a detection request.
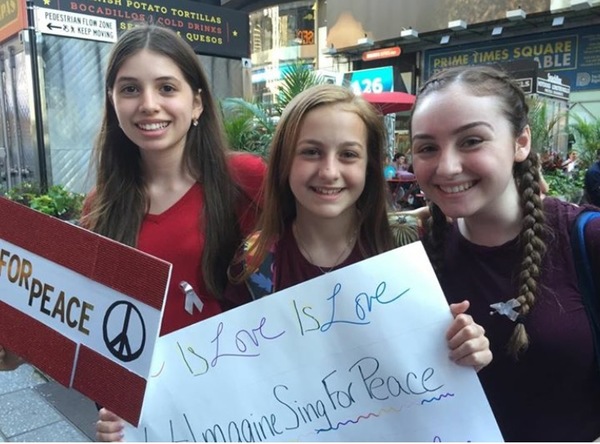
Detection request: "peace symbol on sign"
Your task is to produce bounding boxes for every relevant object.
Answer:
[102,301,146,362]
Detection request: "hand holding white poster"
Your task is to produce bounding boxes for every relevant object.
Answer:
[126,242,503,442]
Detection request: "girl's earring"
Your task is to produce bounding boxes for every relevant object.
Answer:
[192,118,199,127]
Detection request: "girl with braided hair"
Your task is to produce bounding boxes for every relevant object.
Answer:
[410,65,600,441]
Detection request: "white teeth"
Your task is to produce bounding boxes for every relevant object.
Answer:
[313,187,341,195]
[439,182,474,194]
[138,122,168,131]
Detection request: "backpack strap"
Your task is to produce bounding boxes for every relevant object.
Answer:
[242,231,276,301]
[571,210,600,372]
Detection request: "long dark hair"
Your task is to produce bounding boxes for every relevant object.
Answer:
[84,24,241,299]
[412,65,547,358]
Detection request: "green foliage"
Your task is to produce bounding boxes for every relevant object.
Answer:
[4,182,42,207]
[220,98,275,158]
[222,63,327,157]
[569,114,600,170]
[544,169,585,203]
[275,63,326,115]
[1,182,84,221]
[527,97,561,155]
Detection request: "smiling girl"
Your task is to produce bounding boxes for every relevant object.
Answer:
[89,25,265,441]
[84,25,265,336]
[225,83,491,372]
[410,65,600,441]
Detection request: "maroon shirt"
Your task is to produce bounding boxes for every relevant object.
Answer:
[438,198,600,441]
[224,225,365,305]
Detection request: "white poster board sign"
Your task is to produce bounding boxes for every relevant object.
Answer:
[126,242,503,442]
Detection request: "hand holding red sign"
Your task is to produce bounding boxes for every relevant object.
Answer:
[0,196,170,425]
[0,345,24,371]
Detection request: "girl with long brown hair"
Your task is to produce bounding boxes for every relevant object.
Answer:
[90,24,265,441]
[225,83,491,372]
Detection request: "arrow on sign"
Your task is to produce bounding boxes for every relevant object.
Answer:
[47,23,62,31]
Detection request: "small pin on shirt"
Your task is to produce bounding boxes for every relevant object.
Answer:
[489,298,522,322]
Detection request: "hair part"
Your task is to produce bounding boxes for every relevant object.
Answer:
[412,65,547,359]
[231,84,394,283]
[84,24,242,299]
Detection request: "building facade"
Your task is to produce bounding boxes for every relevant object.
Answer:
[238,0,600,153]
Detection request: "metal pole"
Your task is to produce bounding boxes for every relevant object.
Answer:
[0,51,13,189]
[26,0,48,192]
[9,47,24,184]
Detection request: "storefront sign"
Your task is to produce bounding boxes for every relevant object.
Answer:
[516,77,533,94]
[35,7,117,43]
[424,25,600,92]
[33,0,249,58]
[537,73,571,100]
[362,46,401,62]
[0,0,26,43]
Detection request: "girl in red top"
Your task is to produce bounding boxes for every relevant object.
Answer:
[90,24,265,441]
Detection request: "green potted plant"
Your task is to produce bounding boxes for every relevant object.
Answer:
[221,62,327,157]
[1,182,85,222]
[220,98,275,158]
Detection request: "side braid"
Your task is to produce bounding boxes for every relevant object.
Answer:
[507,152,547,358]
[412,65,550,359]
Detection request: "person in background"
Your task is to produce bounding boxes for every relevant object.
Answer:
[562,149,578,175]
[383,153,397,180]
[584,150,600,207]
[410,65,600,441]
[90,24,265,441]
[225,84,492,370]
[395,153,410,171]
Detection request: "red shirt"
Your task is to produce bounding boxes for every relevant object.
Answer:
[146,153,265,335]
[85,153,266,336]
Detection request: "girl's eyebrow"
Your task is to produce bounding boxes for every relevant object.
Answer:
[412,121,493,140]
[114,76,181,84]
[451,121,493,135]
[297,138,364,148]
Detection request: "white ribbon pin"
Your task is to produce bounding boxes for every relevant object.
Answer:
[180,281,204,315]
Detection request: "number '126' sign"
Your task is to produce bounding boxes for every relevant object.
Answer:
[343,66,394,94]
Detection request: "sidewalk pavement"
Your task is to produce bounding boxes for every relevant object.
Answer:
[0,364,97,442]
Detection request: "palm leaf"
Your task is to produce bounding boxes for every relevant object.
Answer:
[275,63,326,114]
[220,98,276,157]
